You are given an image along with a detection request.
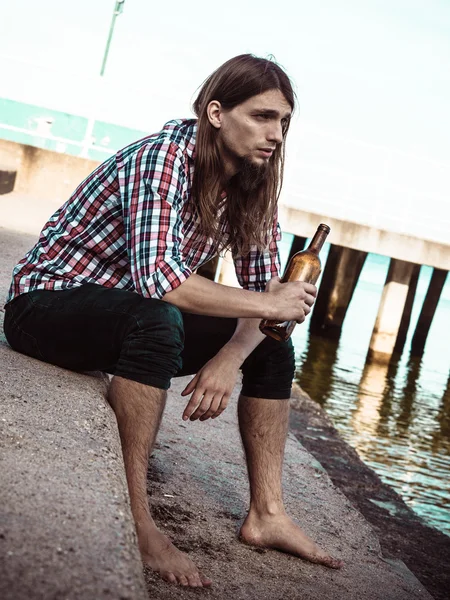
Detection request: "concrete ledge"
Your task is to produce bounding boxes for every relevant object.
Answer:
[0,139,100,203]
[0,341,148,600]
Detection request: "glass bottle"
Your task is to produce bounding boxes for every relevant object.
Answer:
[259,223,330,342]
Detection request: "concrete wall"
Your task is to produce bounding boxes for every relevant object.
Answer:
[0,139,100,203]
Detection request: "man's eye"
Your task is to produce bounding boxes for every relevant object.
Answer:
[256,114,271,120]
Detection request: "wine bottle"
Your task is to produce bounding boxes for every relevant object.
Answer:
[259,223,330,341]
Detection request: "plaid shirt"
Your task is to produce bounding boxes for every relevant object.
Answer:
[7,119,281,304]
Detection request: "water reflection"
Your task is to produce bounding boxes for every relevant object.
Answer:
[296,334,339,404]
[377,358,399,426]
[433,372,450,451]
[352,360,387,438]
[295,334,450,535]
[397,355,422,434]
[351,355,422,449]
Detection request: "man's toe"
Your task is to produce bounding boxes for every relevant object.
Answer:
[162,571,177,584]
[187,573,202,587]
[200,572,212,587]
[327,557,344,569]
[178,574,190,586]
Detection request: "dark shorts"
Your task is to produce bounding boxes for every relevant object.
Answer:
[3,283,295,399]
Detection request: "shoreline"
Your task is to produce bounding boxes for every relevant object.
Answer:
[290,383,450,600]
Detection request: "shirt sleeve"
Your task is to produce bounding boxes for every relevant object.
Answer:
[232,214,282,292]
[118,140,192,299]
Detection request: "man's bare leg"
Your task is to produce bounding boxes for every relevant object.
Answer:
[107,376,211,587]
[238,395,343,568]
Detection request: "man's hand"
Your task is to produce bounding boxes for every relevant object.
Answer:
[265,277,317,323]
[181,348,241,422]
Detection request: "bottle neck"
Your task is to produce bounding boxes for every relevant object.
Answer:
[307,227,329,255]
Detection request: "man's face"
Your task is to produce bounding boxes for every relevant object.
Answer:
[211,89,292,180]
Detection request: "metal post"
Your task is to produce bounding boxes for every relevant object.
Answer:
[100,0,125,76]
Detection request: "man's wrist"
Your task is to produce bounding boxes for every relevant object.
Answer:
[260,293,275,320]
[219,341,248,367]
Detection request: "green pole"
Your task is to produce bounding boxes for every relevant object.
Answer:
[100,0,125,76]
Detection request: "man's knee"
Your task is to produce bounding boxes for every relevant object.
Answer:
[139,300,184,345]
[241,338,295,399]
[116,299,185,389]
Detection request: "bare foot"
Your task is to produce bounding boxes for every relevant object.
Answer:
[239,511,343,569]
[137,522,212,587]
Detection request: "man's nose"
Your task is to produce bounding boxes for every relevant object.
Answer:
[268,121,283,144]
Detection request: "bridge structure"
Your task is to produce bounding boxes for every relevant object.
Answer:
[214,204,449,365]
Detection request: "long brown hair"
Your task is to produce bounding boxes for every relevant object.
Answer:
[191,54,295,256]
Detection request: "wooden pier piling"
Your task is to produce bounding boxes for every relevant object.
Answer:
[367,259,416,364]
[310,245,367,338]
[411,268,448,357]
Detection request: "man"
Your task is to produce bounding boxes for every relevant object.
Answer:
[4,54,342,588]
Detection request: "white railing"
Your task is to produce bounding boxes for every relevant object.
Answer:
[0,123,114,157]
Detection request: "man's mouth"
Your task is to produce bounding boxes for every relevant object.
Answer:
[258,148,275,158]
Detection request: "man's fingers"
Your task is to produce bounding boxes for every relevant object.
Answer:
[199,394,224,421]
[182,388,205,420]
[302,282,317,296]
[210,395,230,419]
[181,374,199,397]
[296,312,306,324]
[189,393,216,421]
[295,300,312,323]
[303,292,316,308]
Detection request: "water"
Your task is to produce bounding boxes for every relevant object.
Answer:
[279,236,450,536]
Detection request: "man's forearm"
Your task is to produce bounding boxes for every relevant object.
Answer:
[221,317,266,365]
[163,273,272,319]
[162,272,316,326]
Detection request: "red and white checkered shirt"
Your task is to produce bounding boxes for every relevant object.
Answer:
[7,119,281,304]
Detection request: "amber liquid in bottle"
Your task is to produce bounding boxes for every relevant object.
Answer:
[259,223,331,342]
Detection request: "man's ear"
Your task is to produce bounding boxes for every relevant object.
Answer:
[206,100,222,129]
